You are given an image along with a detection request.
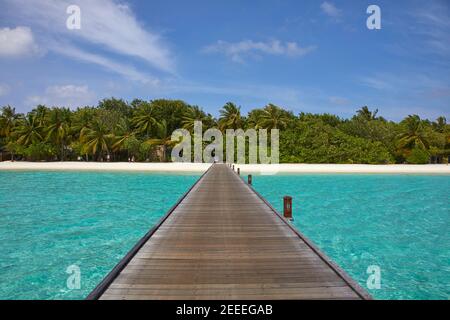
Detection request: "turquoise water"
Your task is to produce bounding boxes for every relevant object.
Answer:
[0,171,199,299]
[248,173,450,300]
[0,171,449,300]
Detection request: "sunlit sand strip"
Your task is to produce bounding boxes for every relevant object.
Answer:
[239,163,450,174]
[0,161,211,172]
[0,161,449,174]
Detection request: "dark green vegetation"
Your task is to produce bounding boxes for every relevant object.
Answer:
[0,100,448,164]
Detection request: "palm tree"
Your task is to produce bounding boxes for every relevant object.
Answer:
[397,115,429,152]
[257,104,290,130]
[15,114,43,146]
[145,120,178,162]
[80,120,114,161]
[182,105,214,132]
[45,108,71,161]
[112,131,138,158]
[356,106,378,121]
[111,122,140,159]
[30,105,50,127]
[246,108,265,129]
[0,106,21,137]
[0,106,22,160]
[218,102,243,131]
[432,116,446,133]
[71,107,96,138]
[132,103,159,137]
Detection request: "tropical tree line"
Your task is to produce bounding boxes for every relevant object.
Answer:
[0,99,448,164]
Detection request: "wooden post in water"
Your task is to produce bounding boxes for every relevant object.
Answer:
[248,174,252,185]
[283,196,293,221]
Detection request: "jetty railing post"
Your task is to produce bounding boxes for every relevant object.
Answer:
[248,174,252,185]
[237,168,240,175]
[283,196,293,221]
[232,165,235,171]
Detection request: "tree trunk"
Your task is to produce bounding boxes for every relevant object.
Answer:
[60,144,64,161]
[162,145,167,162]
[155,145,167,162]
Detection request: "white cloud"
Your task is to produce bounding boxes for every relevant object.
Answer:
[320,2,342,18]
[411,4,450,56]
[0,26,39,57]
[203,39,316,63]
[4,0,174,74]
[26,84,97,108]
[0,84,11,96]
[51,44,160,84]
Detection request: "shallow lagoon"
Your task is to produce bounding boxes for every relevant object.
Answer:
[0,171,199,299]
[250,173,450,299]
[0,171,448,299]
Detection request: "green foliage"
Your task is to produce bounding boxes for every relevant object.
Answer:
[397,115,429,151]
[406,147,430,164]
[138,141,154,161]
[182,105,215,132]
[80,120,113,159]
[23,143,57,161]
[218,102,243,130]
[0,101,448,164]
[280,118,393,164]
[255,104,292,130]
[123,136,141,158]
[98,98,131,118]
[45,107,72,160]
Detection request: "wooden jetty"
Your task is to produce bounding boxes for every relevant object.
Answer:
[88,163,371,300]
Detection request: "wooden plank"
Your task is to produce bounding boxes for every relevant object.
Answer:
[91,164,371,300]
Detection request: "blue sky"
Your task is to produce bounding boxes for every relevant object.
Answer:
[0,0,449,120]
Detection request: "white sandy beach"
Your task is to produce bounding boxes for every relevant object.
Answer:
[0,161,211,172]
[0,161,449,174]
[238,163,450,174]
